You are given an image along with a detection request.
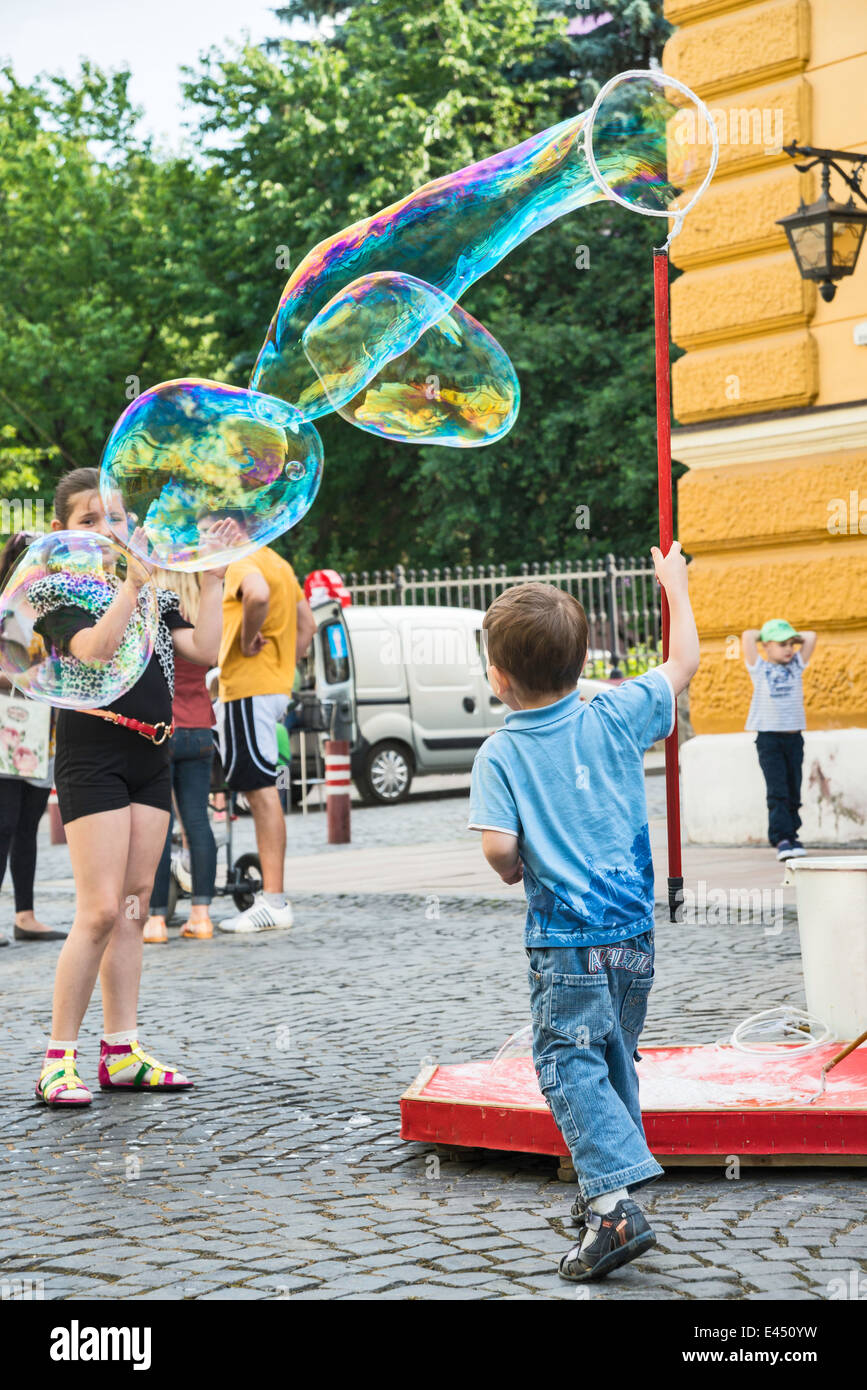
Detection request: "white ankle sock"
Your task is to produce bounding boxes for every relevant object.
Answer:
[263,892,287,908]
[581,1187,630,1250]
[103,1029,137,1046]
[48,1039,77,1052]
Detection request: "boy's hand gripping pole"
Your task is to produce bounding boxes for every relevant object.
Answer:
[654,247,684,923]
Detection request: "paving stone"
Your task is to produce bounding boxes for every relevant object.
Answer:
[763,1246,813,1260]
[678,1281,743,1298]
[492,1258,557,1276]
[432,1253,493,1272]
[425,1270,505,1288]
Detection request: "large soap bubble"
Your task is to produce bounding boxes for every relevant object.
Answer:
[100,379,324,573]
[0,531,158,709]
[302,272,520,446]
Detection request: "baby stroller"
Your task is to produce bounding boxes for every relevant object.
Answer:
[165,765,263,923]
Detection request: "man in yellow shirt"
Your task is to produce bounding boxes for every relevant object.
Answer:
[216,547,316,933]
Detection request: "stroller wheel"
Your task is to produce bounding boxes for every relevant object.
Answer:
[231,852,263,910]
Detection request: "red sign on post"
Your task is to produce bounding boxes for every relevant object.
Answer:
[305,569,352,608]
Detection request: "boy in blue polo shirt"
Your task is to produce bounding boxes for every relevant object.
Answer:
[469,542,699,1283]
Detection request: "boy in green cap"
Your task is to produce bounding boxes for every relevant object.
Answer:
[742,620,817,860]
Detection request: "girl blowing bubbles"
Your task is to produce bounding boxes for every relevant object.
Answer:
[33,468,230,1105]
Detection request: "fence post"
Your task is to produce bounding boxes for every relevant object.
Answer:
[394,563,406,604]
[605,552,623,677]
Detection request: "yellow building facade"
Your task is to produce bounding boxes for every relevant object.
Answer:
[663,0,867,733]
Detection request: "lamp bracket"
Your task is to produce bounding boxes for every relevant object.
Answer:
[783,142,867,205]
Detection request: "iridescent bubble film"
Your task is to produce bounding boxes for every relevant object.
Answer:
[251,69,716,427]
[303,272,520,446]
[100,379,323,572]
[251,109,601,418]
[0,531,158,709]
[490,1023,533,1072]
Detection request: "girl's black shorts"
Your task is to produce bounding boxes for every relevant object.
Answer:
[54,721,172,825]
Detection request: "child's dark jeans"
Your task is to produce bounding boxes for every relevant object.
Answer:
[527,928,663,1201]
[151,727,217,910]
[755,731,803,845]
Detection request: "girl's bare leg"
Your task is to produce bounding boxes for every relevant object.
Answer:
[100,802,170,1034]
[50,807,131,1041]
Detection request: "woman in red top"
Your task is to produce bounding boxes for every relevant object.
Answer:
[145,571,218,941]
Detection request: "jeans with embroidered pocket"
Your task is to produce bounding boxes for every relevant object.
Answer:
[527,929,663,1201]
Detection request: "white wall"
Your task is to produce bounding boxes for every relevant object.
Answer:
[682,730,867,846]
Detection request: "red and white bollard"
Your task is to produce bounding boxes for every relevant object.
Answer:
[325,740,351,844]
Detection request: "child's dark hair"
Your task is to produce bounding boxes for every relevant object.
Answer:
[484,582,589,695]
[54,468,100,528]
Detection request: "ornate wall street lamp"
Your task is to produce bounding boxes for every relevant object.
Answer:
[777,144,867,302]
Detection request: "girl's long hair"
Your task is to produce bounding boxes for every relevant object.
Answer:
[150,568,201,624]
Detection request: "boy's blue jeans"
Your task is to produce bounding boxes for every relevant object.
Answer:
[527,928,663,1201]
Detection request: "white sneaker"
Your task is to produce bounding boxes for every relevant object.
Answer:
[217,893,293,934]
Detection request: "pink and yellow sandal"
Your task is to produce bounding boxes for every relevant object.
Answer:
[35,1048,93,1106]
[99,1038,193,1090]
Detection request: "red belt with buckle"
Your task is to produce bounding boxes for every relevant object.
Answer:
[80,710,173,745]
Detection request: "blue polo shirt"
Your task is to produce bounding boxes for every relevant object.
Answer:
[468,669,675,947]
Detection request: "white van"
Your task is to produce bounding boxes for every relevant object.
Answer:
[303,600,608,804]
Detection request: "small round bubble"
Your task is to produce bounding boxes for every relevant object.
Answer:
[100,379,323,572]
[0,531,157,709]
[587,70,718,217]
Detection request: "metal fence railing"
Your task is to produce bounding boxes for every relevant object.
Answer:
[344,557,662,679]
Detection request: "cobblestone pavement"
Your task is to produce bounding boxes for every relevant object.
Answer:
[3,863,866,1302]
[29,772,669,887]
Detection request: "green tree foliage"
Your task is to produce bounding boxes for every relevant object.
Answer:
[0,64,226,492]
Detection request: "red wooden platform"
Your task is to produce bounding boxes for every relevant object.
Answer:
[400,1044,867,1164]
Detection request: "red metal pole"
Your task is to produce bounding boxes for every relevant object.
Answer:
[325,739,351,844]
[653,247,684,923]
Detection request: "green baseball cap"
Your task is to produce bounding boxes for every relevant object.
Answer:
[759,619,802,643]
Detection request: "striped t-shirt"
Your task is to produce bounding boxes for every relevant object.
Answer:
[745,652,806,732]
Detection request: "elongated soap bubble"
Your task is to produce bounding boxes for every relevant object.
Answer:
[252,70,718,419]
[100,379,323,572]
[0,531,157,709]
[302,272,520,446]
[251,108,603,416]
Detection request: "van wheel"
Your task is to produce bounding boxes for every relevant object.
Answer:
[357,741,413,804]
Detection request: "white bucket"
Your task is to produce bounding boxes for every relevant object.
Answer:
[785,857,867,1040]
